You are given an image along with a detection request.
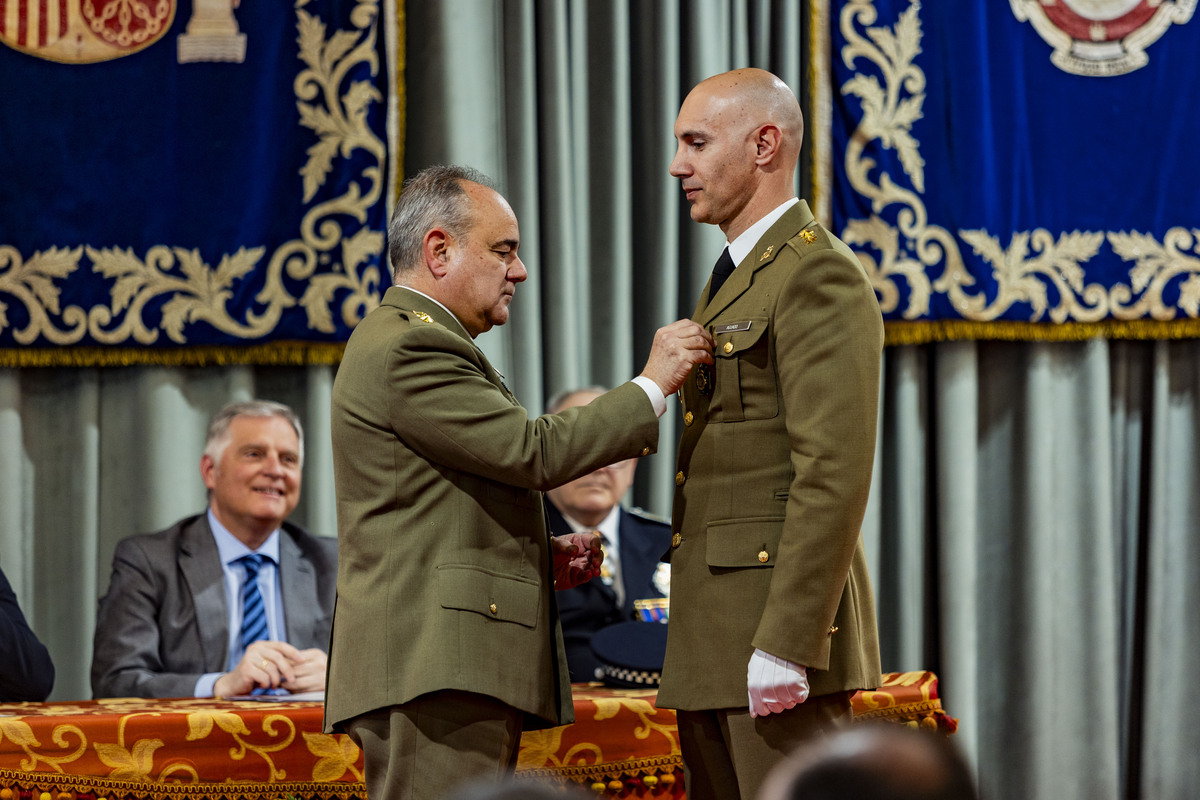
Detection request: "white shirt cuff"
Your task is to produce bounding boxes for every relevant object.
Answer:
[195,672,220,698]
[631,376,667,418]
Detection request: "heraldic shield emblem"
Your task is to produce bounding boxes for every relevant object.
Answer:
[1011,0,1196,76]
[0,0,175,63]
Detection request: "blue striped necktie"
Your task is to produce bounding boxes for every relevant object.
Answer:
[237,554,270,649]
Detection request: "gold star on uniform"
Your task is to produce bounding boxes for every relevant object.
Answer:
[800,229,816,244]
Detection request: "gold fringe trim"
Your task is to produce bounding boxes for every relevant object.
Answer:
[809,0,832,224]
[884,319,1200,346]
[515,755,683,783]
[0,342,346,369]
[391,0,406,205]
[0,769,364,800]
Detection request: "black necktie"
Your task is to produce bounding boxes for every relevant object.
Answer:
[709,248,735,299]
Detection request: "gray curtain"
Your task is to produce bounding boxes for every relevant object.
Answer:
[0,3,1196,799]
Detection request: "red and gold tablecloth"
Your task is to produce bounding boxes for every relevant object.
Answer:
[0,696,359,800]
[0,671,954,800]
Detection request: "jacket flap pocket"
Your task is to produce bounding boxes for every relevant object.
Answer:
[437,565,540,627]
[706,517,784,568]
[714,318,768,358]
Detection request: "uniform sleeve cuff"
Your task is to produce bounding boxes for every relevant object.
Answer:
[631,376,667,418]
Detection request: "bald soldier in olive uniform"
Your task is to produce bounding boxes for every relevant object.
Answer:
[658,69,884,800]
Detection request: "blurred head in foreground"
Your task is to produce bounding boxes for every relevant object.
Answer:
[758,723,978,800]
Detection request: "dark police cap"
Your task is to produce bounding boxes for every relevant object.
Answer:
[589,620,668,688]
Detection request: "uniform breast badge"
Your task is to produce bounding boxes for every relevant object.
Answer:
[694,364,712,395]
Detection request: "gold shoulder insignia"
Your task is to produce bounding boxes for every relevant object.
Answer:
[413,310,434,323]
[759,245,774,261]
[800,229,817,244]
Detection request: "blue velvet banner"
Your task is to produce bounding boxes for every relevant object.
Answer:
[0,0,393,365]
[828,0,1200,342]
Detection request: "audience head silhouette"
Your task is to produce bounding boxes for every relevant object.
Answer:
[759,724,978,800]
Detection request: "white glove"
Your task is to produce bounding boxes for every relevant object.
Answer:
[747,648,809,718]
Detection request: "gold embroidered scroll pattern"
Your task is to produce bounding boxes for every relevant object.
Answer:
[294,0,387,334]
[302,730,364,783]
[837,0,1199,324]
[0,246,87,345]
[186,709,295,781]
[0,715,87,773]
[1108,228,1200,319]
[590,691,680,757]
[0,0,385,353]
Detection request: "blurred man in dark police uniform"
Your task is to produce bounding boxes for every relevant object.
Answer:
[543,386,672,683]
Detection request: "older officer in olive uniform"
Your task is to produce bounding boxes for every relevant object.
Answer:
[325,165,713,800]
[657,69,884,800]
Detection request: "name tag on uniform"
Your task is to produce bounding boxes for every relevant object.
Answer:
[714,321,752,334]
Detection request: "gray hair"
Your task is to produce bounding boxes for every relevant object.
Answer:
[388,164,495,281]
[546,386,608,414]
[204,400,305,467]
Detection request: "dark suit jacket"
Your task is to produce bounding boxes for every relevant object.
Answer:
[325,286,660,733]
[90,514,337,699]
[658,201,883,711]
[0,565,54,701]
[546,501,671,682]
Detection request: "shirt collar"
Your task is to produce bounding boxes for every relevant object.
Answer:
[558,504,621,548]
[727,197,800,268]
[208,508,281,566]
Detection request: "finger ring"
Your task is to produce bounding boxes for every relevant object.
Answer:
[260,658,269,669]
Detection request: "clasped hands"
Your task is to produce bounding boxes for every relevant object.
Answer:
[552,532,604,590]
[214,640,327,698]
[747,647,809,718]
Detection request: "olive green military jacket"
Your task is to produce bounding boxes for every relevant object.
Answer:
[324,287,660,732]
[656,201,883,711]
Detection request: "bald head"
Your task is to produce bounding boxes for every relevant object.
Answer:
[693,68,804,160]
[670,68,805,239]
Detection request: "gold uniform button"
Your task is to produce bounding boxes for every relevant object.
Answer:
[675,471,685,486]
[758,550,769,563]
[723,341,734,354]
[489,603,498,615]
[641,446,651,456]
[671,533,681,547]
[684,411,694,426]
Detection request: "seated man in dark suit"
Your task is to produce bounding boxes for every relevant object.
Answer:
[91,400,337,699]
[0,564,55,701]
[544,387,672,682]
